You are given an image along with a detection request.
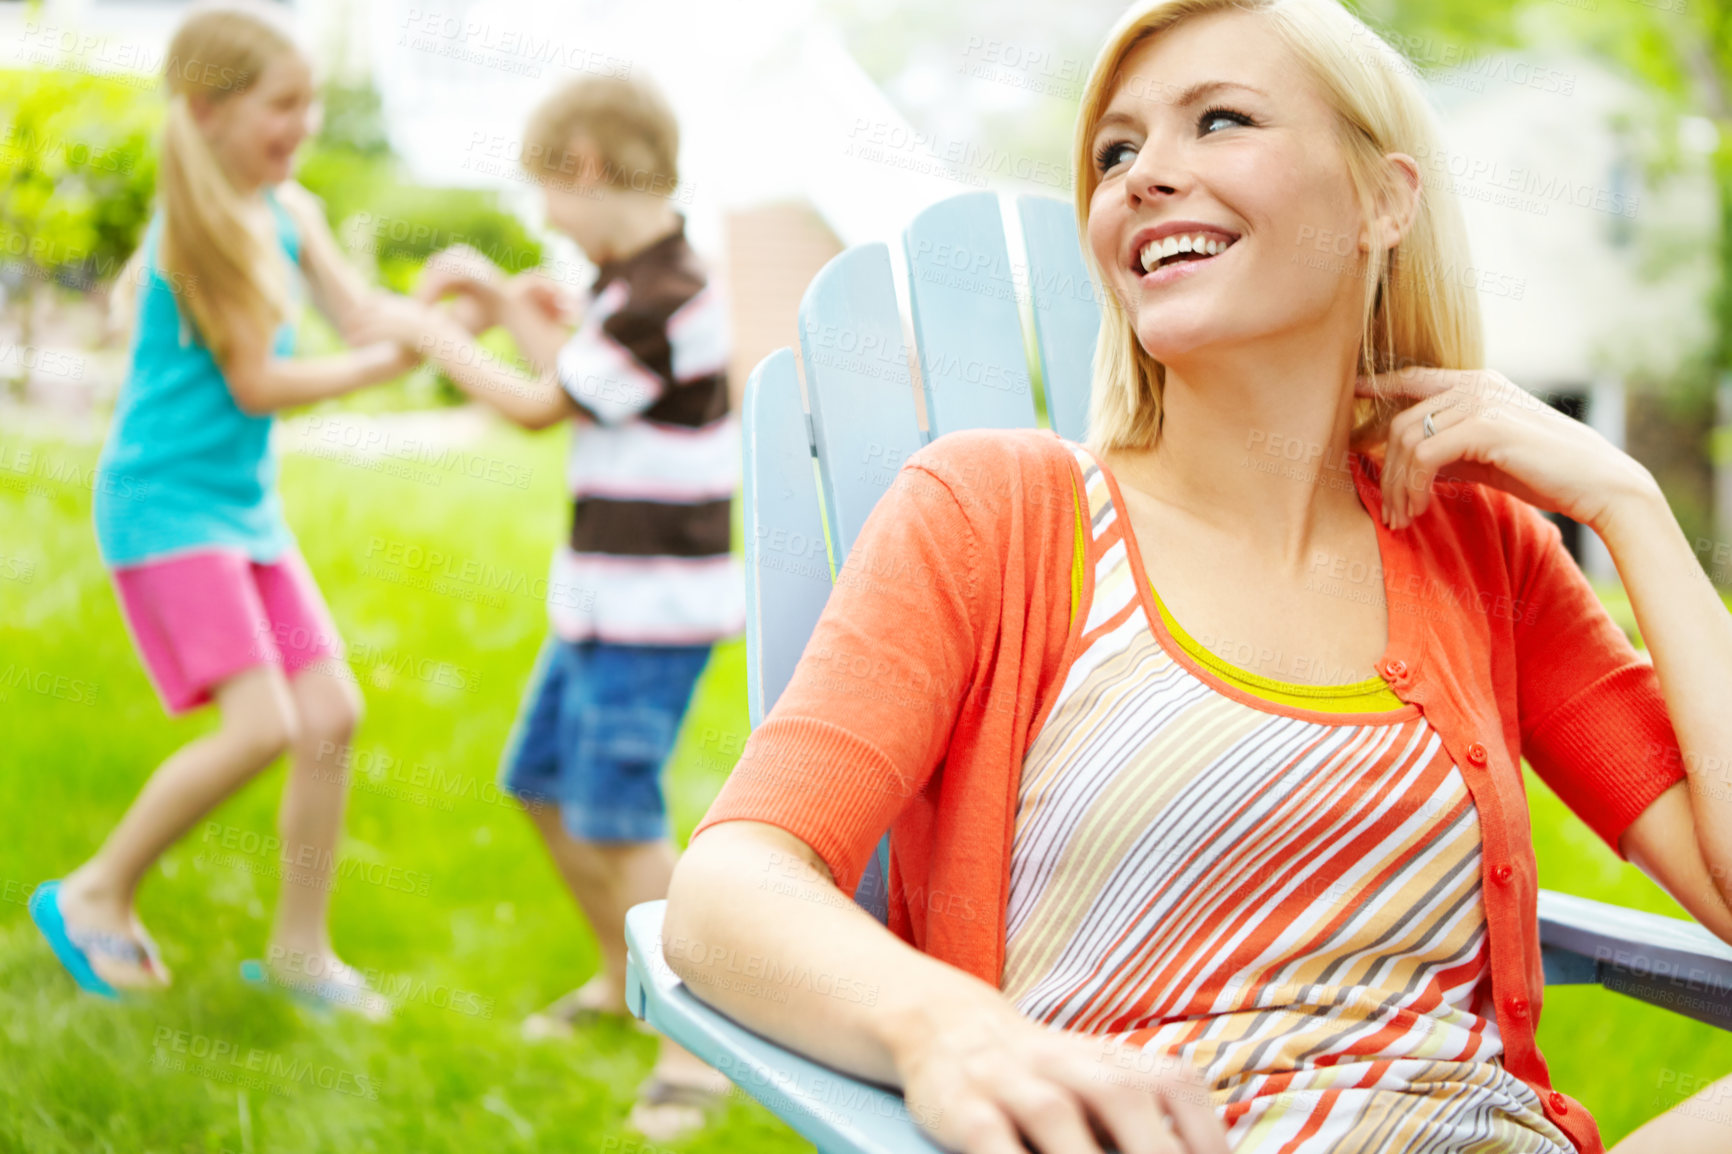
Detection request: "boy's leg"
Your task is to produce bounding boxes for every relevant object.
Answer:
[555,642,731,1134]
[551,641,709,994]
[59,665,299,987]
[522,803,663,1013]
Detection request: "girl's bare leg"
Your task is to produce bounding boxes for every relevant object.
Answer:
[57,665,299,987]
[264,658,366,986]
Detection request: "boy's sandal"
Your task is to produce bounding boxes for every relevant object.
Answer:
[635,1075,729,1109]
[28,880,149,1000]
[627,1074,731,1141]
[239,958,392,1021]
[522,982,652,1040]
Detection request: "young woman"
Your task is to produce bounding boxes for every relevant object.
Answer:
[31,0,436,1011]
[662,0,1732,1151]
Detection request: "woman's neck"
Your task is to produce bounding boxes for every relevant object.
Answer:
[1104,344,1368,569]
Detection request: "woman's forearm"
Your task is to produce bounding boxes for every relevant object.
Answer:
[228,342,416,414]
[1597,488,1732,892]
[663,821,1011,1089]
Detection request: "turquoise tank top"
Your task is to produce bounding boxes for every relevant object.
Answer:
[93,189,302,568]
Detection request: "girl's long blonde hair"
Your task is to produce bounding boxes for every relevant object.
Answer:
[141,1,303,365]
[1074,0,1483,455]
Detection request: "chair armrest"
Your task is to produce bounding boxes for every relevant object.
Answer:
[1538,887,1732,1031]
[624,901,945,1154]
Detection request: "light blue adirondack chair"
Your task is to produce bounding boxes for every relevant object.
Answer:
[624,191,1732,1153]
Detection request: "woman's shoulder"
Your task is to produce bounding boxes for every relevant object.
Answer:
[901,426,1078,525]
[905,426,1078,489]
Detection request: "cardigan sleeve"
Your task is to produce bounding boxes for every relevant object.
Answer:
[1506,497,1686,856]
[691,454,987,895]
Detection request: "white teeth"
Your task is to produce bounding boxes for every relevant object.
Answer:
[1139,233,1233,272]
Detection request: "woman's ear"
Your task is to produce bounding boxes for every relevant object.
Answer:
[1362,152,1422,252]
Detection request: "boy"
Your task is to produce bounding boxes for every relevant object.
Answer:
[360,72,743,1138]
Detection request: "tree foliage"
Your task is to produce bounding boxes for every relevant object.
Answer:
[0,68,159,294]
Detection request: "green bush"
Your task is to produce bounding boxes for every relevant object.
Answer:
[297,146,544,294]
[0,68,159,291]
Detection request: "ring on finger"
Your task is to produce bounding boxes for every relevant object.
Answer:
[1421,411,1439,439]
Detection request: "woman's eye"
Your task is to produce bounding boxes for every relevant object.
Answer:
[1095,141,1138,174]
[1200,106,1253,134]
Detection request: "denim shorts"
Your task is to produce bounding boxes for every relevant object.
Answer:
[499,636,711,842]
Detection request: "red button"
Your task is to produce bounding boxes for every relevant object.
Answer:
[1385,658,1409,679]
[1493,864,1514,885]
[1466,742,1489,766]
[1506,995,1529,1019]
[1548,1092,1569,1116]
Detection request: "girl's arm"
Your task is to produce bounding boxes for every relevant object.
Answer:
[274,181,403,344]
[418,257,576,375]
[349,297,573,430]
[205,180,421,414]
[217,295,417,416]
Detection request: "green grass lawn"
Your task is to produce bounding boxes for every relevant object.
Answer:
[3,418,1730,1152]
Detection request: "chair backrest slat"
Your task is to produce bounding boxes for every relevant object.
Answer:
[743,194,1104,923]
[741,349,834,728]
[797,243,926,568]
[1016,194,1101,444]
[903,191,1038,438]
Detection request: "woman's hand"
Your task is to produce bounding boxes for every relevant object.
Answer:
[1357,367,1661,532]
[892,995,1230,1154]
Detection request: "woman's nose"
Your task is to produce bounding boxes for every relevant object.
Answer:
[1123,134,1185,203]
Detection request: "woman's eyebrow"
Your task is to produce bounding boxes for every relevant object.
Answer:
[1109,77,1268,115]
[1094,79,1270,143]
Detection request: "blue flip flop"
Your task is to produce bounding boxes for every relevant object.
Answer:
[240,958,391,1020]
[29,880,146,1000]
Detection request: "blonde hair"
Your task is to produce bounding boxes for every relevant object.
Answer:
[1074,0,1482,454]
[520,74,680,197]
[149,0,303,365]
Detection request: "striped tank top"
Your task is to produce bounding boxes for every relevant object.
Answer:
[1002,442,1572,1153]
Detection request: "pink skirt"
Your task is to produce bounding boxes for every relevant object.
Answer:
[109,547,345,715]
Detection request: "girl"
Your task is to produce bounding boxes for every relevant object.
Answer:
[664,0,1732,1151]
[31,0,437,1011]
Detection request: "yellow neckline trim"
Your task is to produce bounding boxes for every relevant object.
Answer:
[1150,583,1405,712]
[1066,459,1402,713]
[1070,470,1085,625]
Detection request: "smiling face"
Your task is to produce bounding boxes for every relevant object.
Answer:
[1085,9,1374,368]
[196,51,316,190]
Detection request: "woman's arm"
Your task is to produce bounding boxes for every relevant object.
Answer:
[1598,494,1732,933]
[668,821,1227,1154]
[1366,366,1732,936]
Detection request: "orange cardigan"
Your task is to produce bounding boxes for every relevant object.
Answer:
[695,427,1686,1153]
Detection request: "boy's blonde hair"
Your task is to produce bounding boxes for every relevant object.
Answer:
[1074,0,1483,456]
[148,0,304,365]
[521,74,680,198]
